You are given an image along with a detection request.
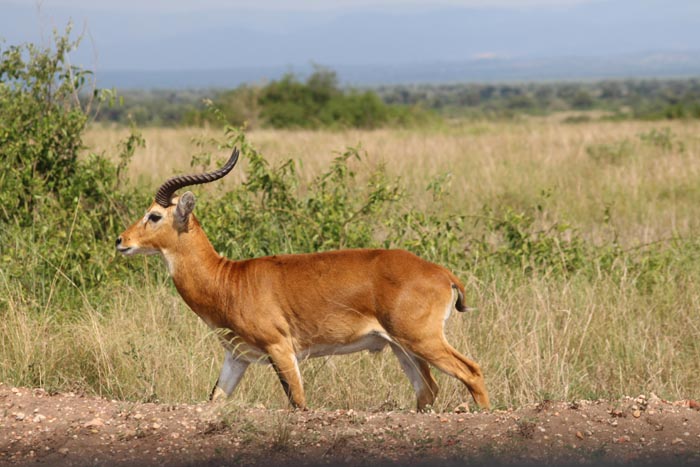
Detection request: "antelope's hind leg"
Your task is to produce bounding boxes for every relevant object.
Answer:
[390,343,439,411]
[388,305,489,409]
[407,337,490,410]
[210,350,250,402]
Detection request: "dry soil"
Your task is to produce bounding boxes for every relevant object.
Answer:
[2,383,700,467]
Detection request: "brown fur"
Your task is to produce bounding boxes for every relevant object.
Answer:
[117,195,490,411]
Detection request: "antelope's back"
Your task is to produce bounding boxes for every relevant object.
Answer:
[236,248,457,317]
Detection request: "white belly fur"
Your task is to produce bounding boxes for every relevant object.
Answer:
[220,328,394,364]
[297,331,393,359]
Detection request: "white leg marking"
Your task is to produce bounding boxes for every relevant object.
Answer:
[390,343,428,397]
[215,350,250,399]
[293,355,303,385]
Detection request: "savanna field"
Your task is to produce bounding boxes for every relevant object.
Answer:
[4,117,700,415]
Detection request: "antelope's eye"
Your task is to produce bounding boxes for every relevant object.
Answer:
[147,212,162,223]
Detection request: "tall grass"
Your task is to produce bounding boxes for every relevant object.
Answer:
[85,119,700,246]
[3,119,700,410]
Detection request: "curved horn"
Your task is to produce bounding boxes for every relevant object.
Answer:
[155,148,240,207]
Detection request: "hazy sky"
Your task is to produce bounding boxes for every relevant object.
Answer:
[2,0,594,11]
[1,0,698,72]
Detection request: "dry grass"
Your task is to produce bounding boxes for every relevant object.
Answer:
[86,119,700,247]
[3,119,699,411]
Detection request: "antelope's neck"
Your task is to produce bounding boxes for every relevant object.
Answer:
[163,223,233,326]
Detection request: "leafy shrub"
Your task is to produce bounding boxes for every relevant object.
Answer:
[585,140,634,164]
[186,123,404,258]
[0,26,144,299]
[562,114,592,124]
[638,127,685,153]
[0,29,89,225]
[468,203,587,277]
[257,67,426,129]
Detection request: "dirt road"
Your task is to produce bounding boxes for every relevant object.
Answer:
[1,383,699,466]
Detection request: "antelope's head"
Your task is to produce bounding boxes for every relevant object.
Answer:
[116,148,239,258]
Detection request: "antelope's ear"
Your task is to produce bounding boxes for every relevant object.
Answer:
[175,191,196,226]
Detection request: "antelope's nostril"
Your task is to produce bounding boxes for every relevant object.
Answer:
[116,237,122,247]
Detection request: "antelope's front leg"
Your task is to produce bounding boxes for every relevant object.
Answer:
[210,350,250,402]
[267,344,307,410]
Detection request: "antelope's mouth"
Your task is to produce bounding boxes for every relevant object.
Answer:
[116,246,135,256]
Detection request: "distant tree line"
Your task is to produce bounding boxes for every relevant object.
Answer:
[93,73,700,128]
[376,78,700,121]
[95,67,432,129]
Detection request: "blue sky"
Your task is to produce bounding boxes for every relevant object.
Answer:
[1,0,698,75]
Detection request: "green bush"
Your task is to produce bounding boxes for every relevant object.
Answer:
[0,26,144,300]
[187,124,403,258]
[256,67,425,129]
[586,140,634,164]
[320,91,389,129]
[0,29,89,225]
[638,127,685,153]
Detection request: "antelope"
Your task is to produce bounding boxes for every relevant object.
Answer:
[116,148,490,412]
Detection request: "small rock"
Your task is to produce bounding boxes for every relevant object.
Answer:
[84,418,104,428]
[32,414,46,423]
[632,410,641,418]
[58,448,69,455]
[671,438,685,445]
[575,431,584,440]
[14,412,25,421]
[454,403,470,414]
